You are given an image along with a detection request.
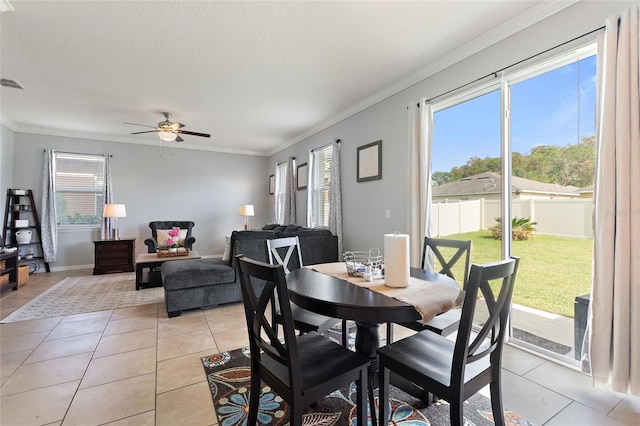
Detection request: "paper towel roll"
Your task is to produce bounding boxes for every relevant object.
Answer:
[384,233,410,287]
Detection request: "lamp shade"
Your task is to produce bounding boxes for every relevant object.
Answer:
[103,204,127,218]
[239,204,255,217]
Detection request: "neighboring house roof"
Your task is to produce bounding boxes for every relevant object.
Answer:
[432,172,580,197]
[575,185,594,194]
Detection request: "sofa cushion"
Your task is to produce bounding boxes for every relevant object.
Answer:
[161,258,236,291]
[262,223,279,230]
[221,235,231,263]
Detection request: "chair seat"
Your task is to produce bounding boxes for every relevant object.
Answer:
[378,330,490,389]
[285,305,342,334]
[398,308,461,336]
[262,332,368,394]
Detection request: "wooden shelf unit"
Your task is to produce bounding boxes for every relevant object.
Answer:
[2,189,51,273]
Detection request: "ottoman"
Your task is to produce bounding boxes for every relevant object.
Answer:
[161,258,241,317]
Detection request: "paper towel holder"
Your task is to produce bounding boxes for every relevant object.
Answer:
[384,233,410,288]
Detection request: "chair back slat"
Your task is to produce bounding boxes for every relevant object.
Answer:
[267,236,303,274]
[422,237,472,288]
[237,255,302,388]
[452,257,520,382]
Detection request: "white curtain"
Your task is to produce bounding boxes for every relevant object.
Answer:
[100,154,114,239]
[586,4,639,395]
[40,149,57,262]
[408,98,433,268]
[306,152,314,228]
[328,141,343,257]
[283,157,296,224]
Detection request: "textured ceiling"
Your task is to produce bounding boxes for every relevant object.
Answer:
[0,1,573,155]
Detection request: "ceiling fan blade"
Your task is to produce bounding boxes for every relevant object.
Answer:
[123,121,156,129]
[130,130,160,135]
[174,135,184,142]
[177,130,211,138]
[170,122,185,130]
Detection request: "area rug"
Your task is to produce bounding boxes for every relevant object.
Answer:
[202,344,533,426]
[0,273,164,323]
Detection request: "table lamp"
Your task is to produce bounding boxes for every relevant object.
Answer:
[239,204,254,230]
[103,204,127,239]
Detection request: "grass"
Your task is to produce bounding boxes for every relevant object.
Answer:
[437,231,593,318]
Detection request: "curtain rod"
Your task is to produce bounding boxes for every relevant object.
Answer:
[423,25,604,105]
[44,149,112,157]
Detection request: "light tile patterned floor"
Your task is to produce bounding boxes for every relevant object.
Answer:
[0,269,638,425]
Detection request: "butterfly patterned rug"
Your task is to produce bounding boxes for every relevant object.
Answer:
[202,342,533,426]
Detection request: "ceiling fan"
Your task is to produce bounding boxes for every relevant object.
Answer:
[124,112,210,142]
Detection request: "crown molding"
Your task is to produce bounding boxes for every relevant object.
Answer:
[0,0,14,13]
[0,114,18,131]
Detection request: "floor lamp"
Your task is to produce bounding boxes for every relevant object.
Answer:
[103,204,127,239]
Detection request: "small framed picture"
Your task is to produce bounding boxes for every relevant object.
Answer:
[296,163,308,190]
[357,140,382,182]
[269,175,275,194]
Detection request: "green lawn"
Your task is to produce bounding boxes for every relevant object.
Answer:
[439,231,593,318]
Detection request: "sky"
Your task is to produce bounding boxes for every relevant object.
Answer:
[431,55,597,173]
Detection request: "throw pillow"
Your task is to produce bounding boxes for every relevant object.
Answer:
[221,235,231,262]
[156,229,189,247]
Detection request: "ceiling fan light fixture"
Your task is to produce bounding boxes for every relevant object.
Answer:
[158,131,176,141]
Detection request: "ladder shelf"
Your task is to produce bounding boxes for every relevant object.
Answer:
[2,189,51,273]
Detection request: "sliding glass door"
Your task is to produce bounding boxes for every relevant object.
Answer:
[509,51,596,361]
[431,42,596,363]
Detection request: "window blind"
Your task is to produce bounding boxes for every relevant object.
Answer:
[309,144,333,228]
[54,152,105,226]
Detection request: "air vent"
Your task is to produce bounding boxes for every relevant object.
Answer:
[1,78,25,90]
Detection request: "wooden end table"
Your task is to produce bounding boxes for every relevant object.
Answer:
[135,250,201,290]
[93,238,136,275]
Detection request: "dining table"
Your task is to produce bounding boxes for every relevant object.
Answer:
[285,264,461,414]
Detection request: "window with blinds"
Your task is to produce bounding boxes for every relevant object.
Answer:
[309,144,332,228]
[54,152,106,226]
[274,161,288,224]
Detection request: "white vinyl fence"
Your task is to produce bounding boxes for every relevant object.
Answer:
[431,198,593,238]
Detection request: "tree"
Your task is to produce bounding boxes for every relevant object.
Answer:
[432,136,595,187]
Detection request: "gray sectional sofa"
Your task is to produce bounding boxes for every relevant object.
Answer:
[160,225,338,317]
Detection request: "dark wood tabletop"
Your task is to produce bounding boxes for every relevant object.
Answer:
[286,266,458,325]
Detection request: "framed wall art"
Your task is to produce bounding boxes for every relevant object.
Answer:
[296,163,308,190]
[357,140,382,182]
[269,175,275,195]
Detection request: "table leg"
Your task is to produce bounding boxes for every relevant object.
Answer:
[135,264,142,290]
[354,321,379,425]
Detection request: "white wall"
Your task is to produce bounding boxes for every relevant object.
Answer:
[269,0,630,256]
[6,130,269,269]
[0,125,15,221]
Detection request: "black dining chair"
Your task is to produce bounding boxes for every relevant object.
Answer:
[267,236,348,347]
[378,256,520,426]
[387,237,472,343]
[236,255,369,426]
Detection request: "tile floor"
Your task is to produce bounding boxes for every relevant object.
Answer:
[1,270,639,425]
